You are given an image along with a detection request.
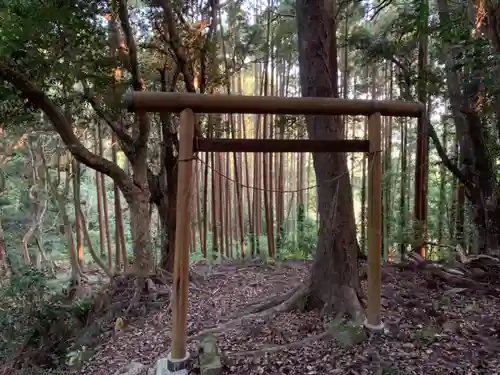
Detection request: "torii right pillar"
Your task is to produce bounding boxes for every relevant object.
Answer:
[365,112,384,331]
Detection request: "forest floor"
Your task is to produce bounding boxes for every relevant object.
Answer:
[74,260,500,375]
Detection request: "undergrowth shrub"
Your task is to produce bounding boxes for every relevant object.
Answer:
[278,216,317,259]
[0,266,94,375]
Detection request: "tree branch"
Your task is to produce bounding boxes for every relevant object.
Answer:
[426,117,472,192]
[156,0,197,94]
[81,87,134,149]
[81,83,160,202]
[116,1,142,92]
[156,0,203,137]
[199,0,218,94]
[0,59,136,195]
[390,64,474,193]
[117,0,150,153]
[84,88,161,203]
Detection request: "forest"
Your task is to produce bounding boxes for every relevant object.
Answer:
[0,0,499,374]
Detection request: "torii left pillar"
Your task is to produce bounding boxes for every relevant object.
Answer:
[157,109,195,375]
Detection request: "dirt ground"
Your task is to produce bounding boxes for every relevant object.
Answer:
[75,260,500,375]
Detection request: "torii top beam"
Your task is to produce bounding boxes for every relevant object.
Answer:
[125,92,424,118]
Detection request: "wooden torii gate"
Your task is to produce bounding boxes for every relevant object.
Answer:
[126,92,424,374]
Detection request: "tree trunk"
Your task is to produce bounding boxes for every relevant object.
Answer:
[99,124,113,267]
[158,196,176,272]
[384,63,394,261]
[435,0,500,254]
[94,124,107,259]
[262,17,275,258]
[399,117,408,258]
[40,148,82,288]
[0,217,7,277]
[157,146,178,272]
[437,121,448,243]
[296,0,364,321]
[413,0,429,258]
[111,131,127,270]
[72,159,84,267]
[195,160,204,257]
[127,188,151,272]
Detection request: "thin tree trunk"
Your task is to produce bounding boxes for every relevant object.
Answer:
[202,151,209,258]
[218,22,246,259]
[253,65,263,257]
[413,0,429,257]
[111,131,127,270]
[95,125,107,259]
[438,121,448,243]
[195,160,204,257]
[72,159,84,267]
[360,115,368,253]
[210,118,219,260]
[41,149,83,288]
[384,63,394,260]
[99,125,113,267]
[262,14,275,258]
[400,117,408,258]
[217,151,225,258]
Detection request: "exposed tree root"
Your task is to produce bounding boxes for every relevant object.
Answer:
[394,249,500,294]
[191,274,369,341]
[190,283,309,341]
[224,329,334,359]
[90,273,171,325]
[324,284,366,325]
[212,284,367,359]
[224,284,303,320]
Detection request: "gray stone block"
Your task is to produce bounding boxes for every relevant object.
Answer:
[199,334,222,375]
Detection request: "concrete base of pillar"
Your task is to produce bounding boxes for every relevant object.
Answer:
[155,352,190,375]
[363,319,385,332]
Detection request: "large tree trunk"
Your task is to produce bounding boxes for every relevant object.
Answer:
[296,0,364,321]
[155,103,179,273]
[470,203,500,253]
[158,190,176,273]
[433,0,500,255]
[127,190,151,272]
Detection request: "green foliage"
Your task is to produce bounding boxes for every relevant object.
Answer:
[277,211,317,260]
[0,266,95,373]
[0,0,111,130]
[189,203,318,262]
[0,139,135,267]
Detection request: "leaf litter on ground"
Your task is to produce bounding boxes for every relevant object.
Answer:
[73,260,500,375]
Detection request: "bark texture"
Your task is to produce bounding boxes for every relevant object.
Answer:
[296,0,364,321]
[431,0,500,254]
